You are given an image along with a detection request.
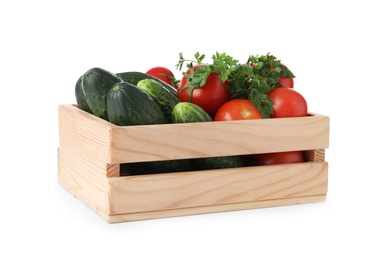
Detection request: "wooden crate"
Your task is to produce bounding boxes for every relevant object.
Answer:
[58,104,329,223]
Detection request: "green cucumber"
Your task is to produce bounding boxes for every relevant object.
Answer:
[106,81,168,126]
[120,159,195,176]
[137,79,180,122]
[192,155,245,170]
[116,71,177,95]
[81,67,122,120]
[75,75,91,113]
[171,102,245,170]
[171,102,212,123]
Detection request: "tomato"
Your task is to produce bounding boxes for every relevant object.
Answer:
[178,65,229,117]
[278,76,294,88]
[270,63,294,88]
[214,99,262,121]
[146,67,176,86]
[250,151,304,166]
[268,88,308,118]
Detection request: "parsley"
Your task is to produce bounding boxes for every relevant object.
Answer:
[176,52,295,118]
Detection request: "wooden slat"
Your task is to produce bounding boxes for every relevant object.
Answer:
[108,113,330,164]
[107,195,326,223]
[59,105,329,164]
[108,161,328,215]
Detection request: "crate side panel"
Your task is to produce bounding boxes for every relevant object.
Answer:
[108,161,328,215]
[58,105,113,163]
[58,139,112,221]
[109,114,330,163]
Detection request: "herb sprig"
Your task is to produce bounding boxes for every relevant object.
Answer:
[176,52,295,118]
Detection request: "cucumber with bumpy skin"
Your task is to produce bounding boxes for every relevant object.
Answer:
[171,102,212,123]
[116,71,177,94]
[120,159,195,176]
[192,155,245,170]
[81,67,122,120]
[106,81,168,126]
[137,79,179,122]
[75,75,91,113]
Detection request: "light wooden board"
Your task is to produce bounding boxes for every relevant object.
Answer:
[108,161,328,215]
[58,105,113,164]
[107,195,326,223]
[109,114,330,164]
[58,139,111,220]
[59,105,330,164]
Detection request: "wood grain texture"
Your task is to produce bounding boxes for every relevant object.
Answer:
[109,114,329,164]
[107,195,326,223]
[58,139,112,221]
[58,105,114,164]
[108,161,328,215]
[58,105,329,164]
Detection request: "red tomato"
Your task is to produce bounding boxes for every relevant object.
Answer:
[146,67,176,86]
[214,99,262,121]
[270,63,294,88]
[278,76,294,88]
[251,151,304,166]
[268,88,308,118]
[178,65,229,117]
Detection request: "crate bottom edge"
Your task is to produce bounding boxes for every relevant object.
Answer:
[106,194,326,223]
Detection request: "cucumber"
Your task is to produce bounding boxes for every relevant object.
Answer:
[106,81,168,126]
[171,102,212,123]
[116,71,177,95]
[120,159,195,176]
[81,67,122,120]
[75,75,91,113]
[192,155,245,170]
[137,79,179,122]
[171,102,245,170]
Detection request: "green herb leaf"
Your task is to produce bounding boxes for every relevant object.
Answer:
[194,52,205,63]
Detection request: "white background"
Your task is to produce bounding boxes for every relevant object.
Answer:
[1,0,385,259]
